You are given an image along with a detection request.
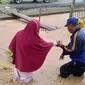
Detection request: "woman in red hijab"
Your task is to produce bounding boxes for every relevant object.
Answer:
[9,19,58,84]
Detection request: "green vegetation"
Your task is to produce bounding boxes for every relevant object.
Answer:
[6,49,12,63]
[0,0,9,4]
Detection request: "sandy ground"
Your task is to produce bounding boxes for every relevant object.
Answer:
[0,13,85,85]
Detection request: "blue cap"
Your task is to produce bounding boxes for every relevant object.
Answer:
[65,17,78,27]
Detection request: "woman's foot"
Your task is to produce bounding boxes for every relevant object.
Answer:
[20,78,33,84]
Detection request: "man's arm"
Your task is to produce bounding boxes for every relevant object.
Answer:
[61,32,83,56]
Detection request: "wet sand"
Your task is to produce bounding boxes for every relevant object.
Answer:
[0,13,85,85]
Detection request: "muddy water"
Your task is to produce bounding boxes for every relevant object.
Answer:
[0,13,85,85]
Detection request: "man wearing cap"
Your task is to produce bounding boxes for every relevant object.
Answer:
[57,17,85,78]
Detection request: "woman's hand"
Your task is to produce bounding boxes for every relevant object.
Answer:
[56,40,63,47]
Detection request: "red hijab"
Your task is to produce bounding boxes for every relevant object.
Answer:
[9,20,53,72]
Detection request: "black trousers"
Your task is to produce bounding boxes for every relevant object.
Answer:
[60,61,85,78]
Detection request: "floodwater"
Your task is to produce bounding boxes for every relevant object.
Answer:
[0,13,85,85]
